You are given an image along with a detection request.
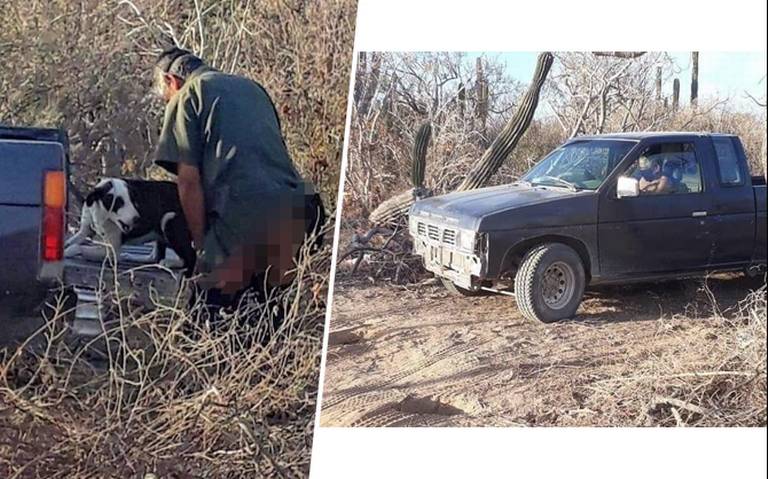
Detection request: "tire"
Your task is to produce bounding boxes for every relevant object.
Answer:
[514,243,585,323]
[441,278,486,297]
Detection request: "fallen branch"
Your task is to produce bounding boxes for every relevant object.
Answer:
[651,396,710,416]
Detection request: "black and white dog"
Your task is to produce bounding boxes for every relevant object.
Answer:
[64,178,196,276]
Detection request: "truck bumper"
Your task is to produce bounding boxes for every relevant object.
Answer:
[413,238,485,289]
[64,244,186,337]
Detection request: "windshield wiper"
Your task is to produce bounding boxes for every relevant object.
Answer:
[531,176,580,192]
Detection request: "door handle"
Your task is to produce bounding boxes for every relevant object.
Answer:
[692,211,708,218]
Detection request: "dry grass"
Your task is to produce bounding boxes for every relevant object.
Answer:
[571,283,766,427]
[0,232,333,477]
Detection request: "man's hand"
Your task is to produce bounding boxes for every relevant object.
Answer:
[639,177,659,193]
[177,163,206,250]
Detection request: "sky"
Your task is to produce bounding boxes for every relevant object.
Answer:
[466,51,767,114]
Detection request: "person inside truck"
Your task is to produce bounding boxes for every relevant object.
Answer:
[633,155,678,194]
[152,47,325,319]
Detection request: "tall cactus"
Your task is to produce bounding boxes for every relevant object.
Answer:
[691,52,699,107]
[369,121,432,226]
[655,66,662,101]
[475,58,489,132]
[368,188,424,226]
[456,51,554,192]
[673,78,680,110]
[410,122,431,188]
[368,52,553,227]
[458,82,466,119]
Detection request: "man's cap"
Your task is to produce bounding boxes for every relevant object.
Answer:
[156,47,196,75]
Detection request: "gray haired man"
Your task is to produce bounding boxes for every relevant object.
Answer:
[153,47,325,311]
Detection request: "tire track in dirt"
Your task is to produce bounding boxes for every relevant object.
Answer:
[322,337,488,410]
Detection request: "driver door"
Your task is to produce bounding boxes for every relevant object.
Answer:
[597,138,713,277]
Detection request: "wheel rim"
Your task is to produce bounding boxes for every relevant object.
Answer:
[541,261,576,309]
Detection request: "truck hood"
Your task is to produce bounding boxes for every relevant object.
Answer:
[410,183,597,231]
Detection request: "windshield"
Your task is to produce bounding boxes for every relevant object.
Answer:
[521,139,636,190]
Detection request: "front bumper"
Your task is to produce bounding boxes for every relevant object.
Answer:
[411,226,485,289]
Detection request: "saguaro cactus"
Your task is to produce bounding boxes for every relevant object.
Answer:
[369,121,432,225]
[691,52,699,107]
[673,78,680,110]
[475,58,489,132]
[655,66,662,101]
[410,122,431,188]
[456,51,554,192]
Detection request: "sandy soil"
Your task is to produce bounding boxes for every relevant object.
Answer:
[319,273,764,426]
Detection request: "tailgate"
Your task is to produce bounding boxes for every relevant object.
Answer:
[64,244,187,336]
[64,244,185,305]
[0,132,68,295]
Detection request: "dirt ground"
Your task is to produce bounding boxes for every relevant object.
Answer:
[320,273,765,427]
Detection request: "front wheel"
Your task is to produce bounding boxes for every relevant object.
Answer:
[514,243,585,323]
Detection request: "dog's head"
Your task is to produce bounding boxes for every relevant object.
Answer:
[85,179,140,233]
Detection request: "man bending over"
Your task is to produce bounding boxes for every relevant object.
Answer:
[153,47,325,313]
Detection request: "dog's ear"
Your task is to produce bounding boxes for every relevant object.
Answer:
[85,180,114,207]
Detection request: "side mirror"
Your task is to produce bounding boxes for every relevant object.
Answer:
[616,176,639,198]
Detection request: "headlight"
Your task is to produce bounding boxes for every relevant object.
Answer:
[408,215,419,235]
[458,228,476,251]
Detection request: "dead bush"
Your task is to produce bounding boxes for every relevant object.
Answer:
[0,229,334,477]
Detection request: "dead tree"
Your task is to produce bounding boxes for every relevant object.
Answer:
[456,52,553,191]
[353,52,367,106]
[358,52,381,117]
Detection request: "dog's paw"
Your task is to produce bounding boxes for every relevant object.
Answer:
[159,257,184,269]
[64,244,82,258]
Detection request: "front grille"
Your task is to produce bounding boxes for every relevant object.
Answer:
[442,228,457,246]
[427,224,440,241]
[415,219,458,248]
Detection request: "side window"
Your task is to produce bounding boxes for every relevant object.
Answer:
[713,137,744,185]
[623,142,702,195]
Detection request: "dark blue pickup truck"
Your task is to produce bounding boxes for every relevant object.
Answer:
[409,132,767,322]
[1,126,183,336]
[0,126,68,314]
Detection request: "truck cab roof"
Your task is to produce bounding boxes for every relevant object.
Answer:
[572,132,738,141]
[0,125,69,146]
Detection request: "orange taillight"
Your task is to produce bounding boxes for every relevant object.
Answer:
[44,170,66,208]
[42,170,66,262]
